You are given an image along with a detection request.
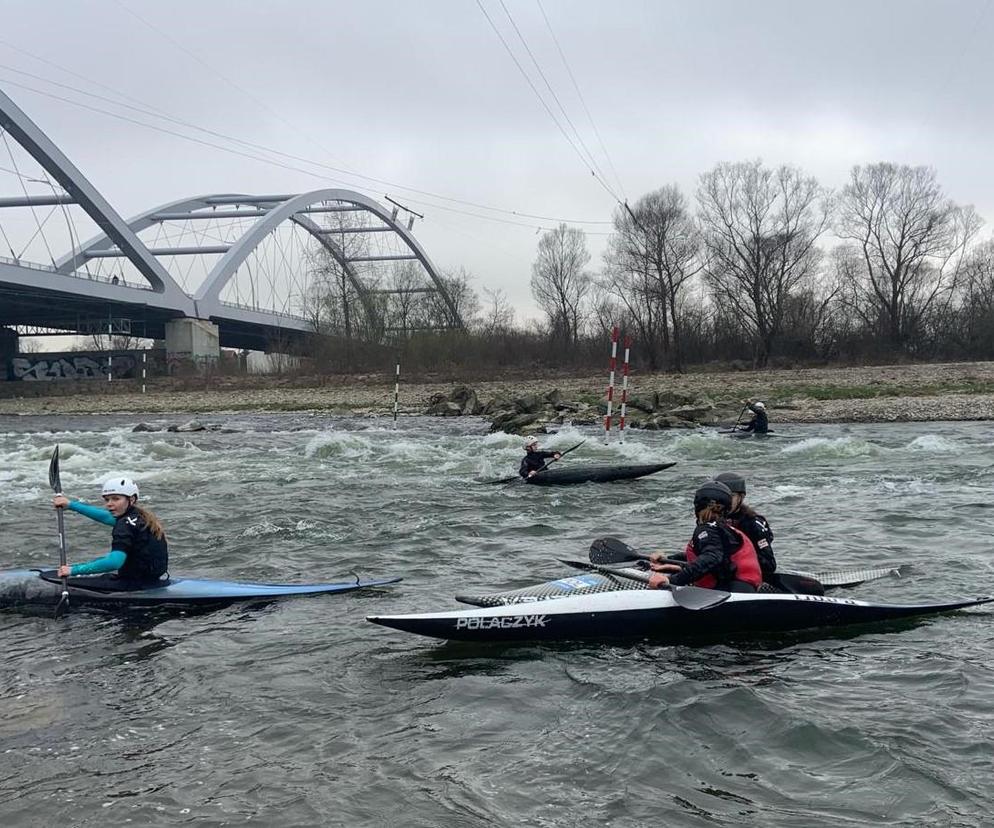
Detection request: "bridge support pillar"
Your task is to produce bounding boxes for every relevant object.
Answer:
[0,327,17,364]
[165,319,219,371]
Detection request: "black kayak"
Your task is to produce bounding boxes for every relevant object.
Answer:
[368,585,993,643]
[489,462,676,486]
[0,568,401,610]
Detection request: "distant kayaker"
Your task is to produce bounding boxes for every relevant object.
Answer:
[51,475,168,585]
[739,399,769,434]
[646,480,762,592]
[519,436,562,479]
[714,471,778,587]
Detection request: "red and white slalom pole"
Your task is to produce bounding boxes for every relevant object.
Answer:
[393,359,400,429]
[618,335,632,444]
[604,326,619,443]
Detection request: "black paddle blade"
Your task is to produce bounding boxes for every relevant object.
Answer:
[48,445,62,494]
[589,536,642,564]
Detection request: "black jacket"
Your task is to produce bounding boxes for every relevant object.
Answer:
[519,450,558,478]
[742,404,769,433]
[114,506,168,582]
[669,521,742,587]
[727,509,776,577]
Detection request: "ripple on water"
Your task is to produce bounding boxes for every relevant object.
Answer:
[1,416,993,826]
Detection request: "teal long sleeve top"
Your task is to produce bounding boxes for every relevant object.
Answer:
[65,500,127,575]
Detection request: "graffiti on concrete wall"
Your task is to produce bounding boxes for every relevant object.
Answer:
[9,353,139,381]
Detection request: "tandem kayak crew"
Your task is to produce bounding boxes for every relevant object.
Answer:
[646,480,762,592]
[740,399,769,434]
[51,476,168,585]
[713,471,778,587]
[519,436,562,479]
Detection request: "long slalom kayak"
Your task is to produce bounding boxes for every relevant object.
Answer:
[0,568,401,609]
[454,564,910,607]
[367,589,993,642]
[519,462,675,486]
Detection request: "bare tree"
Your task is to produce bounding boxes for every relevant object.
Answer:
[477,287,515,336]
[531,223,592,346]
[429,267,481,330]
[835,162,981,353]
[697,160,831,366]
[602,185,702,370]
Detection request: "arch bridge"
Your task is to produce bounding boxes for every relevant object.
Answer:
[0,86,462,358]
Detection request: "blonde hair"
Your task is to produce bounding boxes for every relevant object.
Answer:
[135,505,166,540]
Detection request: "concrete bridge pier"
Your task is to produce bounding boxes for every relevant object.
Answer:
[165,318,219,371]
[0,327,18,365]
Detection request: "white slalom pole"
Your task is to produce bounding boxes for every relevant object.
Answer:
[393,359,400,429]
[142,350,147,394]
[619,335,631,444]
[604,326,619,444]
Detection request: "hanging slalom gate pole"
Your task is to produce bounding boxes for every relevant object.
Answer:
[392,358,400,428]
[604,326,619,444]
[106,320,113,382]
[142,350,147,394]
[618,335,632,444]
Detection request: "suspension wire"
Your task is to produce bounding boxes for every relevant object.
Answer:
[0,74,614,233]
[39,166,87,276]
[1,130,58,266]
[475,0,620,204]
[536,0,627,201]
[496,0,615,195]
[0,53,610,226]
[113,1,355,173]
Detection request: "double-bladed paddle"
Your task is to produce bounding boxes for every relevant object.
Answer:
[558,557,731,611]
[486,439,586,485]
[48,445,70,617]
[589,536,825,596]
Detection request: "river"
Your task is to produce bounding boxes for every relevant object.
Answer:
[1,414,992,826]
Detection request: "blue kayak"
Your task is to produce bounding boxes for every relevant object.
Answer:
[0,568,401,609]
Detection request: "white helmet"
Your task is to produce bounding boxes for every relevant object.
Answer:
[523,435,539,449]
[752,401,766,411]
[102,475,139,499]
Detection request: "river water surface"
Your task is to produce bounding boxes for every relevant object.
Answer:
[1,414,992,826]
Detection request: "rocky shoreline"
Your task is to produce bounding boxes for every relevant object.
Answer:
[0,360,993,428]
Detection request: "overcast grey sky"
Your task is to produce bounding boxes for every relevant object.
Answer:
[2,0,992,319]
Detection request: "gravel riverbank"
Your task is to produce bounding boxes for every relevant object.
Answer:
[1,360,993,424]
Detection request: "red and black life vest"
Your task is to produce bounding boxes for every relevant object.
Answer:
[684,525,762,589]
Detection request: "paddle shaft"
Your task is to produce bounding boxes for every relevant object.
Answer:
[730,403,749,432]
[560,559,731,610]
[49,446,70,612]
[521,439,586,481]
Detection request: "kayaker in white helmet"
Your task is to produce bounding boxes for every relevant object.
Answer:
[740,398,769,434]
[52,475,168,585]
[518,436,562,479]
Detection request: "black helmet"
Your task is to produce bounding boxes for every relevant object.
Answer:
[714,472,746,495]
[693,480,732,512]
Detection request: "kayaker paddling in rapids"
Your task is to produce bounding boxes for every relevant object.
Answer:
[52,476,168,586]
[739,399,769,434]
[518,436,562,479]
[713,471,780,589]
[646,480,763,593]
